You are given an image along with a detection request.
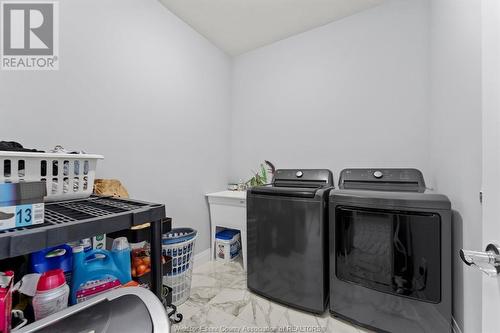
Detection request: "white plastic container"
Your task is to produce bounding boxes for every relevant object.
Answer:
[215,229,241,263]
[32,269,70,320]
[0,151,103,202]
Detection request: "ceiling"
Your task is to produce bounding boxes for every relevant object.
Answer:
[159,0,385,56]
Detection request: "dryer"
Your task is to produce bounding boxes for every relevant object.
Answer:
[329,169,451,333]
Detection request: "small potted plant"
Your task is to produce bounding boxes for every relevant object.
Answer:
[244,160,276,188]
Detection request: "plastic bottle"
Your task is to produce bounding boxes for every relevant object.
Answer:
[112,237,129,251]
[237,179,246,191]
[32,269,69,320]
[29,245,73,286]
[80,238,93,252]
[70,240,131,305]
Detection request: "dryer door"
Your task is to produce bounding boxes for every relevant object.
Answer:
[335,206,441,303]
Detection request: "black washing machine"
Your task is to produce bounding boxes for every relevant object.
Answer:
[247,169,333,313]
[329,169,451,333]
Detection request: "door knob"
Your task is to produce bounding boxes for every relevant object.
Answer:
[460,243,500,276]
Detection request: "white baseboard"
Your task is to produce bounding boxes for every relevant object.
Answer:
[452,317,463,333]
[194,248,211,266]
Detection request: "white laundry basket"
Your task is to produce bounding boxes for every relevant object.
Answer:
[0,151,103,202]
[162,228,197,306]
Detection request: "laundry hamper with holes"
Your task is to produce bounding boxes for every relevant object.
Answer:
[162,228,197,306]
[0,151,103,202]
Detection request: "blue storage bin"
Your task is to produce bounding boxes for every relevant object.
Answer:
[215,228,241,262]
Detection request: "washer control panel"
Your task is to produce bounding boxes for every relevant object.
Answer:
[273,169,334,187]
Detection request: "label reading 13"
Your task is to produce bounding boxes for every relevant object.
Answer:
[16,205,33,227]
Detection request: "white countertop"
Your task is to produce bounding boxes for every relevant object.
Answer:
[206,190,246,199]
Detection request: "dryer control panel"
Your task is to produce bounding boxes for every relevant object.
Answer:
[338,168,426,193]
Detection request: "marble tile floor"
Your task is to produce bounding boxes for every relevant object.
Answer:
[172,260,370,333]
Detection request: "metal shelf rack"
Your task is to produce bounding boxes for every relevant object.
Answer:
[0,196,171,304]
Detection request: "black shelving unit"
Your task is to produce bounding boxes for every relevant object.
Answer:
[0,196,171,304]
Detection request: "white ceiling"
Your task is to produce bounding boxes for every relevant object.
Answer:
[159,0,385,56]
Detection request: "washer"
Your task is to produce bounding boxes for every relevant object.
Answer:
[247,169,333,313]
[329,168,451,333]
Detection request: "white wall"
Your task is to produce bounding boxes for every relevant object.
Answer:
[428,0,483,332]
[0,0,232,254]
[230,0,430,182]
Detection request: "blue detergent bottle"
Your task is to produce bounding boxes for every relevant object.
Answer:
[29,244,73,285]
[70,237,131,304]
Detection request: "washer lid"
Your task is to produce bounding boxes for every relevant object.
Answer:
[250,186,319,198]
[272,169,334,188]
[250,169,333,198]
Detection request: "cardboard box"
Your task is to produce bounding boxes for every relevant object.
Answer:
[0,182,46,231]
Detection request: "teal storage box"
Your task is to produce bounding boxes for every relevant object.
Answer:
[0,181,46,230]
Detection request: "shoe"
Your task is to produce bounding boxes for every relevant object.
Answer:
[0,211,14,220]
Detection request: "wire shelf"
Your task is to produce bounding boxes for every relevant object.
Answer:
[0,196,165,259]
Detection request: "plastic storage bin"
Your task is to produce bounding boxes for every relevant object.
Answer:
[162,228,197,306]
[0,151,103,202]
[215,229,241,262]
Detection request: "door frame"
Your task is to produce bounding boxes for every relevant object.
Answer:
[481,1,500,332]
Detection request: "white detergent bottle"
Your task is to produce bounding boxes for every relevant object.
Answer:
[32,269,69,320]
